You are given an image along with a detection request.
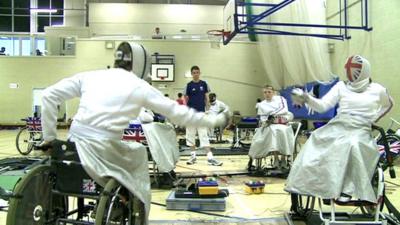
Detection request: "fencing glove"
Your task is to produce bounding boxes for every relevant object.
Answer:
[291,88,309,106]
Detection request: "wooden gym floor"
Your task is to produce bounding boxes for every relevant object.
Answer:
[0,128,399,225]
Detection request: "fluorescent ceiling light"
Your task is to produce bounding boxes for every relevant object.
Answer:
[31,8,57,13]
[191,35,201,40]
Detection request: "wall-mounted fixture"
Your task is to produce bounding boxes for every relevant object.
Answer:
[105,41,115,49]
[328,43,335,54]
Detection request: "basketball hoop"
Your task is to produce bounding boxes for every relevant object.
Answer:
[207,30,230,49]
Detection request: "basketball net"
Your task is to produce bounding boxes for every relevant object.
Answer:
[207,30,229,49]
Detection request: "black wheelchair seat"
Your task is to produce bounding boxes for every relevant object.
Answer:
[49,140,101,196]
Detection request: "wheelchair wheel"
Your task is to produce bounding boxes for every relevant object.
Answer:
[95,178,145,225]
[16,127,34,155]
[7,164,68,225]
[378,134,400,168]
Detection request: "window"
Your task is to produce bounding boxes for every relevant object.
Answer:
[37,0,64,33]
[0,37,13,55]
[21,37,31,56]
[14,0,30,15]
[0,0,12,14]
[12,37,19,55]
[37,17,50,32]
[14,16,30,32]
[0,0,64,33]
[0,35,45,56]
[0,16,12,32]
[35,37,45,54]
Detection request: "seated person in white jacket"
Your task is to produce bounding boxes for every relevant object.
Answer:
[40,42,230,225]
[248,85,294,170]
[286,55,393,203]
[207,93,228,140]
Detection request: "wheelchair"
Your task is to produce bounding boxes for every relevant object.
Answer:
[247,119,302,178]
[122,122,177,189]
[6,140,145,225]
[285,124,400,225]
[231,115,259,149]
[15,117,43,155]
[209,126,228,144]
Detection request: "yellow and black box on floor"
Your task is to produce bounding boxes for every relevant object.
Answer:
[198,178,219,195]
[245,181,265,194]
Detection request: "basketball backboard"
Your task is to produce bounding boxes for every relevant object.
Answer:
[151,64,174,82]
[223,0,249,45]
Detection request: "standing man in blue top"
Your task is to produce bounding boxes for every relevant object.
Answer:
[185,65,223,166]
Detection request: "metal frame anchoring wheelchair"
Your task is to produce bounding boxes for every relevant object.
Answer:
[231,115,259,149]
[248,121,302,178]
[285,124,400,225]
[6,140,145,225]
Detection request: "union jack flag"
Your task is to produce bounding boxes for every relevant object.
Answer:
[345,55,363,82]
[122,124,147,144]
[27,117,42,131]
[82,179,96,193]
[378,141,400,156]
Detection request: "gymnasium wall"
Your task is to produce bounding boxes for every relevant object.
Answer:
[326,0,400,128]
[0,39,266,125]
[88,3,224,37]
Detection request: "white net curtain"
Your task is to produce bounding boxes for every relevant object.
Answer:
[254,0,334,89]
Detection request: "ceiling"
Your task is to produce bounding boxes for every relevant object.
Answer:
[87,0,229,5]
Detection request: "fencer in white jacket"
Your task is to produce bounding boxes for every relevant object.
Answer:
[287,55,393,203]
[40,42,230,224]
[248,85,294,166]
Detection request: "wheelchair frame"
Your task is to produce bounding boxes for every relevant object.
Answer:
[285,124,400,225]
[6,140,146,225]
[231,116,259,149]
[248,121,302,178]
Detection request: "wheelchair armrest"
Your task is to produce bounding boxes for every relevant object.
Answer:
[36,139,77,160]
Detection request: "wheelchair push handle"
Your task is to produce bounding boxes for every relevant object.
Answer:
[372,124,396,179]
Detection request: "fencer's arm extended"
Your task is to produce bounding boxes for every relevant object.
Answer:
[138,84,228,128]
[41,74,82,142]
[304,84,340,113]
[374,88,394,122]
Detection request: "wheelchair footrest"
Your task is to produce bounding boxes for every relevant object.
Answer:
[333,199,377,207]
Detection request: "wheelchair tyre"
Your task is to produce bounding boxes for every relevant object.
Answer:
[15,127,34,155]
[7,164,68,225]
[378,134,400,168]
[95,178,146,225]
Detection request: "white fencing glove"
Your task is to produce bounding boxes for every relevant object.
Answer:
[291,88,309,106]
[138,109,154,123]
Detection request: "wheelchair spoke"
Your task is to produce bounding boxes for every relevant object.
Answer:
[96,179,145,225]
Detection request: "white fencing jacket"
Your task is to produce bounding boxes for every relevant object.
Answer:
[41,68,228,224]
